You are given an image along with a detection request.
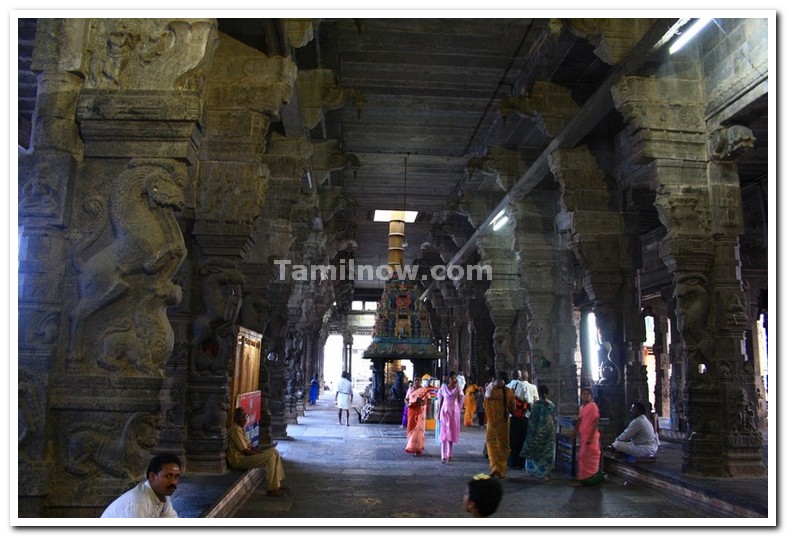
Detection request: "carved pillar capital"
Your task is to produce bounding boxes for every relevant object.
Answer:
[284,19,315,49]
[465,146,527,192]
[654,182,714,273]
[310,139,360,186]
[561,18,655,65]
[296,68,364,130]
[83,19,218,92]
[263,133,314,179]
[708,125,755,161]
[612,75,706,163]
[500,81,579,138]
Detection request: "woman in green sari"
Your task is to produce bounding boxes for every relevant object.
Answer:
[520,384,556,481]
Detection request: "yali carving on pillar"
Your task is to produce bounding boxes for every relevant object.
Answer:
[64,412,163,480]
[68,159,187,375]
[493,326,515,369]
[191,259,245,376]
[674,272,715,386]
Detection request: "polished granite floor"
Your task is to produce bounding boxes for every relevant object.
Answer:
[179,397,772,524]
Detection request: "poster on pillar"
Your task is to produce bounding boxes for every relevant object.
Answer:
[237,390,262,447]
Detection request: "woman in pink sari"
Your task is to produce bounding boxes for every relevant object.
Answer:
[437,371,465,463]
[574,387,604,486]
[405,376,431,456]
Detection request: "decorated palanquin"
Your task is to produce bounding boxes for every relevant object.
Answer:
[363,277,443,360]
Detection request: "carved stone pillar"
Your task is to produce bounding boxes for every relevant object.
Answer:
[650,302,672,420]
[22,18,217,516]
[550,145,641,442]
[186,33,294,471]
[459,151,524,375]
[18,18,87,517]
[343,331,354,378]
[501,81,582,416]
[266,297,291,440]
[614,72,764,476]
[511,190,577,416]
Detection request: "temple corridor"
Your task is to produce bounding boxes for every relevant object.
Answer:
[16,15,773,522]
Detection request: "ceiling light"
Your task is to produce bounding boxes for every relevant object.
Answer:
[490,209,508,231]
[669,18,713,54]
[492,215,509,231]
[373,210,418,223]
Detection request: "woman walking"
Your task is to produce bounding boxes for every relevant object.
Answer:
[437,371,465,463]
[463,377,479,427]
[308,374,320,405]
[520,384,556,481]
[483,371,515,478]
[404,376,431,456]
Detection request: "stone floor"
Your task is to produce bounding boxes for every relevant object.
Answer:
[170,396,773,525]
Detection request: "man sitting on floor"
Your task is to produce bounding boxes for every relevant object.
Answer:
[227,407,290,497]
[610,401,659,459]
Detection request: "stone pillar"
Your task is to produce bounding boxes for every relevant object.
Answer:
[502,82,584,417]
[266,299,291,440]
[650,303,672,420]
[344,332,354,377]
[511,189,577,416]
[19,18,87,517]
[613,71,764,476]
[185,32,296,472]
[23,18,217,516]
[550,145,641,442]
[371,358,386,404]
[459,149,525,375]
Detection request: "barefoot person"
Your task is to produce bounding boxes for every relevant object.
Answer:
[404,376,432,456]
[335,371,353,426]
[227,408,289,497]
[573,388,603,486]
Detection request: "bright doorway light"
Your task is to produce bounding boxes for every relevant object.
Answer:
[587,312,601,382]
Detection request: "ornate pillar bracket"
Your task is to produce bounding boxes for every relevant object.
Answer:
[465,146,527,193]
[499,81,580,138]
[560,18,656,65]
[310,139,361,186]
[296,68,365,130]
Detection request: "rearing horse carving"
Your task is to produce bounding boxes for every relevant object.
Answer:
[69,159,186,371]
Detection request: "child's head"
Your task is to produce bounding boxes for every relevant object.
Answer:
[464,476,503,517]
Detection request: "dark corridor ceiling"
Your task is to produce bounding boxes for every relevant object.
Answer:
[18,18,769,293]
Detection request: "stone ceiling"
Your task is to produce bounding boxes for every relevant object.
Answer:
[18,17,769,295]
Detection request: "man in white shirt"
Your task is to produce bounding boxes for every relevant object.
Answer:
[100,454,181,518]
[335,371,354,426]
[611,402,659,458]
[506,370,539,469]
[456,370,466,395]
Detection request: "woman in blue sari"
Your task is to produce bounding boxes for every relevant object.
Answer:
[519,384,556,481]
[308,375,320,405]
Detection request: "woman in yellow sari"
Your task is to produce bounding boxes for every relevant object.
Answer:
[463,377,479,426]
[483,371,516,478]
[404,376,432,456]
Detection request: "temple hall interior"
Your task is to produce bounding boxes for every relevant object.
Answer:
[15,14,773,521]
